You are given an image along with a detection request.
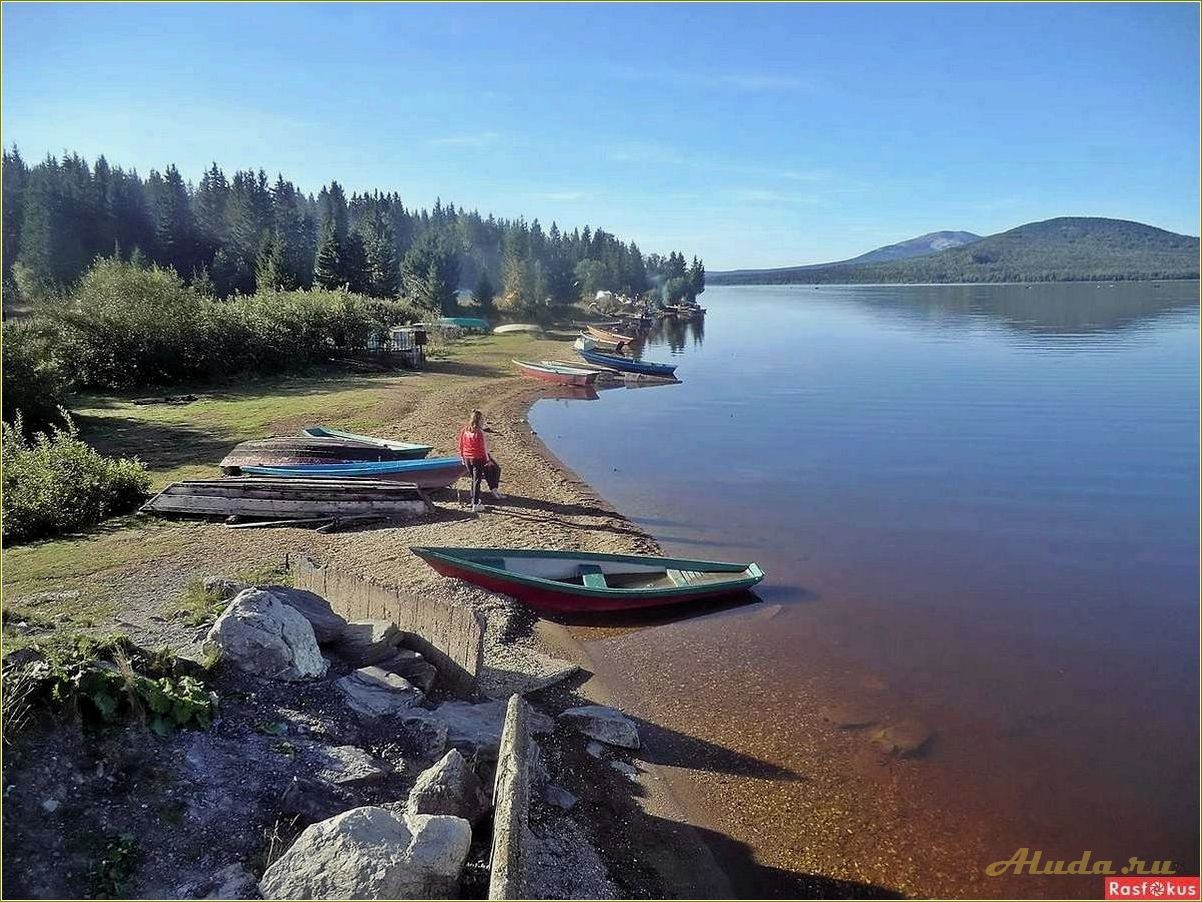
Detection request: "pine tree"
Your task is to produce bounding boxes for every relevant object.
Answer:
[314,221,343,289]
[255,232,290,291]
[153,164,196,274]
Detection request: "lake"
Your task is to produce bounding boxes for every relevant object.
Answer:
[528,283,1200,898]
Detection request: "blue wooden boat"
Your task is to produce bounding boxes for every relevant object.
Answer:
[576,341,677,378]
[439,316,490,332]
[241,456,465,489]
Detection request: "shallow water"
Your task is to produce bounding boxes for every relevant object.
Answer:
[529,283,1200,898]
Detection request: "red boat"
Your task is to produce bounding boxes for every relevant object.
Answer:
[512,359,599,387]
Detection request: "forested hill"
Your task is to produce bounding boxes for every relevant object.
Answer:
[710,218,1199,285]
[0,148,705,309]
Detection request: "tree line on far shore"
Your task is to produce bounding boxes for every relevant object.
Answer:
[2,147,706,314]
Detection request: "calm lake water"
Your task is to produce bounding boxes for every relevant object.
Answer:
[529,283,1200,898]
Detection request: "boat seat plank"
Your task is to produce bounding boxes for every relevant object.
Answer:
[578,564,608,589]
[667,569,706,587]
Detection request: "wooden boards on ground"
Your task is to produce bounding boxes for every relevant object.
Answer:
[141,477,434,521]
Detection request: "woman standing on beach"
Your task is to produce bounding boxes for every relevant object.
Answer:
[458,409,503,512]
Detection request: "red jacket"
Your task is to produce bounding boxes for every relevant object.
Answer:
[458,427,488,461]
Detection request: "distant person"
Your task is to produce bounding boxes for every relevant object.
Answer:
[458,409,503,511]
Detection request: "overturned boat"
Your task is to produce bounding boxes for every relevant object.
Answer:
[240,456,465,489]
[220,435,433,472]
[143,477,434,521]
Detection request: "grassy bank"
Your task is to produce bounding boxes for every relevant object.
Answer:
[1,330,553,621]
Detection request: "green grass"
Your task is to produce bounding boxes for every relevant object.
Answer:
[1,331,559,621]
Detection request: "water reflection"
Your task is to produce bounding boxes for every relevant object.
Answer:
[650,315,706,353]
[804,281,1199,340]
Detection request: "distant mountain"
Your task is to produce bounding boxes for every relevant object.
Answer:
[710,218,1199,285]
[842,230,981,265]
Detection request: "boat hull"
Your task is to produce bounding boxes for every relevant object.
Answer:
[579,348,677,378]
[241,457,465,489]
[301,427,434,457]
[585,325,635,344]
[513,360,598,386]
[220,436,431,471]
[411,546,763,613]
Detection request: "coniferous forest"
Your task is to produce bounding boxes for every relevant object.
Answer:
[1,148,706,312]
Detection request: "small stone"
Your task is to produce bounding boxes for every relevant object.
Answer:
[204,863,258,899]
[202,577,249,599]
[41,798,60,813]
[609,760,638,780]
[306,743,392,787]
[560,705,640,749]
[585,741,605,759]
[336,667,423,717]
[542,785,578,810]
[869,720,933,757]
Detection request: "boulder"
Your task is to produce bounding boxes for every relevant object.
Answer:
[559,705,640,749]
[258,806,471,900]
[203,589,327,681]
[335,619,404,666]
[304,743,392,787]
[406,749,490,825]
[403,700,553,759]
[337,666,423,717]
[266,586,348,644]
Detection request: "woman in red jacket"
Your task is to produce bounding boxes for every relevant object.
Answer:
[458,409,503,511]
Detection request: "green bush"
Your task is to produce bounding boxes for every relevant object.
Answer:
[2,320,70,431]
[44,258,428,389]
[1,413,151,544]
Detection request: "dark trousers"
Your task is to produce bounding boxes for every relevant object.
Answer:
[466,458,500,505]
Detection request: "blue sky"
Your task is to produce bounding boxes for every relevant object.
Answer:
[2,2,1198,269]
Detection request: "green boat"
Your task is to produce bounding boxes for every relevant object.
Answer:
[410,546,764,613]
[301,426,433,459]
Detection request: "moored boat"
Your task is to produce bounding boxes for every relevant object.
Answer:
[512,359,599,386]
[302,426,434,457]
[578,330,625,351]
[240,456,465,489]
[575,338,677,378]
[410,546,764,613]
[220,435,432,472]
[585,324,636,344]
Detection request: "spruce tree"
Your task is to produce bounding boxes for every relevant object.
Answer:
[474,271,496,314]
[153,164,196,275]
[314,221,343,289]
[255,232,289,291]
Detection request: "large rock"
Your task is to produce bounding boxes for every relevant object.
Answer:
[258,806,471,900]
[403,700,553,759]
[266,586,348,645]
[335,619,404,666]
[203,589,326,681]
[559,705,640,749]
[406,749,490,825]
[337,666,423,717]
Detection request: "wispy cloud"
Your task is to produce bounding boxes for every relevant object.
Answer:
[539,190,590,202]
[427,131,502,148]
[728,188,820,205]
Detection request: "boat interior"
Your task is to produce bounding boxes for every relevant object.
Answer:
[469,554,748,590]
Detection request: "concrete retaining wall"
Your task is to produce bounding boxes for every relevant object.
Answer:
[289,555,484,695]
[488,695,531,900]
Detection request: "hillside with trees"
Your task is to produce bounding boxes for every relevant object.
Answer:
[710,218,1199,285]
[1,148,705,314]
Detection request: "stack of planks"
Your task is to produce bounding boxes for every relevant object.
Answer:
[141,477,433,523]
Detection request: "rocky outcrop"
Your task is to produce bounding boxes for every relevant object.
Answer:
[336,666,424,717]
[266,587,348,644]
[406,749,490,825]
[258,807,471,900]
[203,589,326,681]
[559,705,640,749]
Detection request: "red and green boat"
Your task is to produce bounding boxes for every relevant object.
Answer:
[409,546,764,613]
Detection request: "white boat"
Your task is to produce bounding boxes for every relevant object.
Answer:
[493,323,544,335]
